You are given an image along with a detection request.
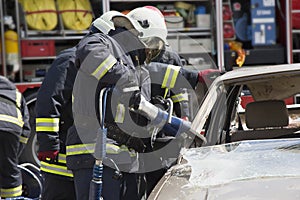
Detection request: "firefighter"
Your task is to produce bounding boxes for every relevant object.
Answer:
[65,12,149,200]
[127,6,221,196]
[35,47,77,200]
[0,75,31,199]
[66,9,186,200]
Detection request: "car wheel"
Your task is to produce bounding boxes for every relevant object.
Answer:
[19,91,40,167]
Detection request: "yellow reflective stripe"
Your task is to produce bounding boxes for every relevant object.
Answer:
[114,103,125,123]
[162,65,180,89]
[171,92,189,103]
[58,153,67,164]
[106,144,136,157]
[19,135,28,144]
[15,91,23,126]
[66,143,136,157]
[36,118,60,132]
[15,90,21,108]
[91,54,117,80]
[0,185,22,198]
[0,114,24,127]
[163,88,169,99]
[40,161,73,177]
[66,143,95,156]
[123,86,139,93]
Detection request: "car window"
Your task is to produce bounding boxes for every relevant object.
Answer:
[229,89,300,143]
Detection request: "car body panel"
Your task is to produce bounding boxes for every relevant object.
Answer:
[149,139,300,200]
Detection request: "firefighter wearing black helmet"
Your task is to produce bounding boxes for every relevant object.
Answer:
[35,47,77,200]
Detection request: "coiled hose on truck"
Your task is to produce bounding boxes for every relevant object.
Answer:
[19,0,58,31]
[57,0,93,31]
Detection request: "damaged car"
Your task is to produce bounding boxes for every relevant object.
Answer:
[148,63,300,200]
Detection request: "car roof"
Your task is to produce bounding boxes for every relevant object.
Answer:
[219,63,300,84]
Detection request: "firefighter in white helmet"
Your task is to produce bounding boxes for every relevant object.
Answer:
[35,16,117,200]
[127,6,220,196]
[66,10,188,200]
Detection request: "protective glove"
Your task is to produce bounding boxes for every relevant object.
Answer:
[38,150,59,161]
[181,116,189,121]
[125,136,146,153]
[107,124,146,153]
[151,96,169,111]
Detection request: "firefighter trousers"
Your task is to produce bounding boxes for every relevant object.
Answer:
[0,131,22,198]
[72,165,144,200]
[41,173,76,200]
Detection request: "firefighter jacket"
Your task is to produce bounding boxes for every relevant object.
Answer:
[0,75,31,156]
[35,47,77,178]
[140,48,199,172]
[66,32,151,173]
[154,45,183,66]
[149,45,198,119]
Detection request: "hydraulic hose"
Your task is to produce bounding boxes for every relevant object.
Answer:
[57,0,93,31]
[89,87,109,200]
[19,0,57,31]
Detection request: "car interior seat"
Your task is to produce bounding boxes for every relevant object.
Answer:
[230,100,299,142]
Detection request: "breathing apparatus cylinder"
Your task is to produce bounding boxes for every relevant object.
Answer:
[4,29,19,73]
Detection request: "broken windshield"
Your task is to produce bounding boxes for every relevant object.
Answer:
[182,138,300,188]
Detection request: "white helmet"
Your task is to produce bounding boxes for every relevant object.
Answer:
[127,6,168,44]
[92,17,114,34]
[92,11,136,34]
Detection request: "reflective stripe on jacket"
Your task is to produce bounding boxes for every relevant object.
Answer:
[0,185,22,198]
[66,142,137,164]
[147,62,191,118]
[40,153,73,177]
[0,76,30,142]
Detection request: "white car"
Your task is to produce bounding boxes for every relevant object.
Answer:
[148,63,300,200]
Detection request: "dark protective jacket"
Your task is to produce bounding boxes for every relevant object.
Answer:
[35,47,77,178]
[66,32,151,172]
[0,75,31,149]
[0,75,31,198]
[143,46,199,173]
[150,45,198,119]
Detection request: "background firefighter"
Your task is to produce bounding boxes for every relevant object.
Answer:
[0,75,31,199]
[35,47,77,200]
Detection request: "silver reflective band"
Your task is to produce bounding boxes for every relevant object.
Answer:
[40,161,73,177]
[0,114,24,127]
[66,143,95,156]
[162,65,181,89]
[0,185,22,198]
[91,54,117,80]
[115,103,125,123]
[36,118,60,132]
[123,86,139,93]
[171,92,189,103]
